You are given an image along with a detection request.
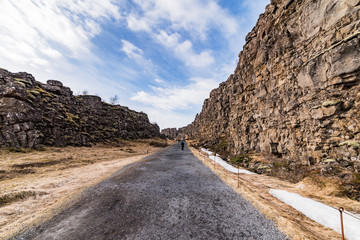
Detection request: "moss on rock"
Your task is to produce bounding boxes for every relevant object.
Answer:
[322,100,341,107]
[339,141,360,149]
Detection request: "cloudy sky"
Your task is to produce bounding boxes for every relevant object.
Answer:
[0,0,269,129]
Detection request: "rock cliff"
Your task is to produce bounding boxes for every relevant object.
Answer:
[183,0,360,166]
[160,128,178,139]
[0,68,160,148]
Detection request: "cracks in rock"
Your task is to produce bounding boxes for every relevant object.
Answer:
[303,31,360,67]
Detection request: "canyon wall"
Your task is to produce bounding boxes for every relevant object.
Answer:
[160,128,178,139]
[0,68,160,148]
[183,0,360,165]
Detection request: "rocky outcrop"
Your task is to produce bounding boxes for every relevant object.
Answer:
[0,68,160,148]
[160,127,187,140]
[160,128,178,139]
[182,0,360,166]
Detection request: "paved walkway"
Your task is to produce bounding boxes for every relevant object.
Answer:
[16,143,286,240]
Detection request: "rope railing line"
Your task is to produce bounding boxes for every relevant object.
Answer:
[342,210,360,220]
[198,148,360,222]
[326,204,360,221]
[196,147,360,240]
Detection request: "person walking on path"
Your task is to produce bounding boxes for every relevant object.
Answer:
[181,140,185,150]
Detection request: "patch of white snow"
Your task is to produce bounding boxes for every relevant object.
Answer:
[269,189,360,240]
[200,148,255,174]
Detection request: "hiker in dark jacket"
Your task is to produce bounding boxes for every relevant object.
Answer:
[181,141,185,150]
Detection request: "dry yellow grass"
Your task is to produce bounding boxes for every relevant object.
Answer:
[0,139,169,239]
[190,147,360,240]
[2,140,357,240]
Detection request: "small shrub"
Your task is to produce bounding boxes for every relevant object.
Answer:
[125,148,136,153]
[346,161,355,167]
[336,185,350,198]
[209,138,230,160]
[6,147,31,153]
[35,145,46,151]
[230,155,245,165]
[273,162,288,169]
[351,172,360,184]
[0,191,38,207]
[148,141,168,148]
[230,155,251,165]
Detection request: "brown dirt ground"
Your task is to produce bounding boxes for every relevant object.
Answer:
[0,139,170,239]
[190,147,360,240]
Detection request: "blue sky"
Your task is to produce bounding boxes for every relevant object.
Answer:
[0,0,269,129]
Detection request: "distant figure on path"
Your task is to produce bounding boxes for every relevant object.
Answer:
[181,141,185,150]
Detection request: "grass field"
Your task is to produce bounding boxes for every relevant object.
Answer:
[0,138,170,239]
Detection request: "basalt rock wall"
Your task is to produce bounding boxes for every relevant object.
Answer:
[0,68,160,148]
[183,0,360,165]
[160,128,178,139]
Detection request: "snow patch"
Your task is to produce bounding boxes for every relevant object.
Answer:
[269,189,360,240]
[200,148,255,174]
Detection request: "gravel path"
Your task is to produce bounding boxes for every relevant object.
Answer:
[15,143,287,240]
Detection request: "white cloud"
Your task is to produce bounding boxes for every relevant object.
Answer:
[155,30,214,68]
[0,0,271,131]
[0,0,121,73]
[129,0,238,39]
[120,40,144,61]
[144,108,196,129]
[127,14,152,32]
[175,40,214,67]
[131,77,218,111]
[155,30,181,48]
[0,0,131,116]
[124,0,239,69]
[119,39,156,72]
[41,47,63,59]
[154,78,164,84]
[59,0,121,20]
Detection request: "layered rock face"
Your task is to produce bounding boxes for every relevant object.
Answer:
[0,68,160,148]
[160,127,187,139]
[160,128,178,139]
[183,0,360,165]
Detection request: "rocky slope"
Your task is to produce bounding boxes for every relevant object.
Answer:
[182,0,360,184]
[0,68,159,148]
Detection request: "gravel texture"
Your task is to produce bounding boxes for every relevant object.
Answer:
[15,143,287,240]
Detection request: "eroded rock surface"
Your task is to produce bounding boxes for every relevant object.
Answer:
[182,0,360,166]
[160,128,178,139]
[0,68,159,148]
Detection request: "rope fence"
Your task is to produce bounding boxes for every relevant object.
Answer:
[196,147,360,239]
